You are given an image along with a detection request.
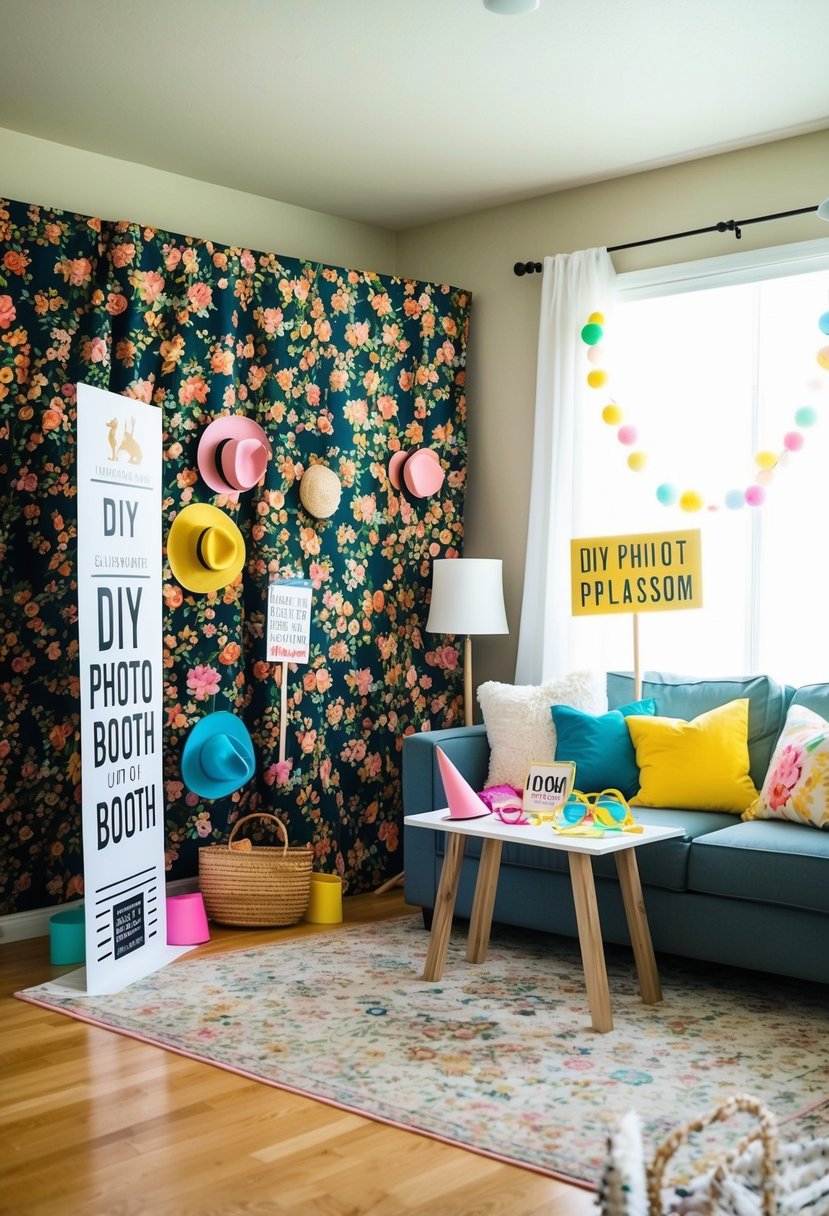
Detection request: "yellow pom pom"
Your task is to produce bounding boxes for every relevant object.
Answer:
[627,452,647,472]
[817,347,829,371]
[755,450,777,471]
[587,311,605,325]
[679,490,703,512]
[602,404,622,425]
[587,369,607,389]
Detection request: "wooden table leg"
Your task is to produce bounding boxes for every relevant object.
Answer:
[568,852,613,1033]
[467,838,502,963]
[422,832,466,981]
[615,847,662,1005]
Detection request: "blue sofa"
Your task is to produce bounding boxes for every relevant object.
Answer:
[402,672,829,985]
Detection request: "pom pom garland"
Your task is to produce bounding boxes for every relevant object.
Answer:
[582,309,828,511]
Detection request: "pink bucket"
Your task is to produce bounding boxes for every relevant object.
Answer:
[166,892,211,945]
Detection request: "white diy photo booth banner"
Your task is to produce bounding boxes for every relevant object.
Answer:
[76,383,182,994]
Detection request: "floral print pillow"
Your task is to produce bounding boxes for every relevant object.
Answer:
[742,704,829,829]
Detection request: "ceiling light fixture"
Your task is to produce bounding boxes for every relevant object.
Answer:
[483,0,540,14]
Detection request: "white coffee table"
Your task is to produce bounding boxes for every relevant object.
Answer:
[404,808,683,1033]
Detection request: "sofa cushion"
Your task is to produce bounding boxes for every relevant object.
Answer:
[607,671,788,789]
[477,670,606,788]
[687,819,829,915]
[789,682,829,719]
[743,703,829,830]
[551,698,656,799]
[628,699,758,813]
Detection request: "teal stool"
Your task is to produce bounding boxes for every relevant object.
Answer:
[49,905,85,965]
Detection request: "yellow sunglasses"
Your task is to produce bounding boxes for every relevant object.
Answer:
[552,788,643,834]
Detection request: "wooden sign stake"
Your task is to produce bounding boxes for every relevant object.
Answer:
[279,660,289,765]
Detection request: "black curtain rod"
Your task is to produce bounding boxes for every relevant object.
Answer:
[513,204,820,276]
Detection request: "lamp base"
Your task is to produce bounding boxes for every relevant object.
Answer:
[464,635,474,727]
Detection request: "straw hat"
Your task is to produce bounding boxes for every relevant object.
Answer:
[299,463,342,519]
[167,503,245,593]
[197,415,271,500]
[181,711,256,799]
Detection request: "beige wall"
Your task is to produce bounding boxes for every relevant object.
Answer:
[0,126,396,274]
[395,128,829,695]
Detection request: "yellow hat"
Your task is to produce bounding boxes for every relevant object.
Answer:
[167,503,245,593]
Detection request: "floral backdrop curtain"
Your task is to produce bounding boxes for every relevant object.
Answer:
[0,195,471,916]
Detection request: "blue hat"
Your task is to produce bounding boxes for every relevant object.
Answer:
[181,711,256,799]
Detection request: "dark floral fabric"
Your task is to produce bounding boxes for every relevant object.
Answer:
[0,196,470,915]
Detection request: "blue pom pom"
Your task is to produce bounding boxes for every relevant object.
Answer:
[795,406,817,427]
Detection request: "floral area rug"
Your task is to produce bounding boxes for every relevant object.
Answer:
[17,916,829,1189]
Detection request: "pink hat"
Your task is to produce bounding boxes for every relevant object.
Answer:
[198,416,272,500]
[436,746,491,820]
[388,447,445,500]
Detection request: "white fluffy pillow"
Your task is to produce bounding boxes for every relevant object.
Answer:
[477,671,607,789]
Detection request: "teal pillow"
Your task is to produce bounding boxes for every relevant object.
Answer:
[551,699,656,798]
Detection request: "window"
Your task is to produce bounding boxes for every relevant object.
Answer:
[577,241,829,686]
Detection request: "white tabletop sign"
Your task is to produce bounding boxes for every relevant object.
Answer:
[522,761,576,815]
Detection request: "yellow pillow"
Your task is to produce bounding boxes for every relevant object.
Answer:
[626,699,759,813]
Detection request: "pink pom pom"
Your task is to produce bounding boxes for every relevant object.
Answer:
[617,425,638,445]
[745,485,766,507]
[783,432,804,452]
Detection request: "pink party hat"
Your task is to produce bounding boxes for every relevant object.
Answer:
[436,746,491,820]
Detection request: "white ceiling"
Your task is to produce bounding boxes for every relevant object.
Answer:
[1,0,828,231]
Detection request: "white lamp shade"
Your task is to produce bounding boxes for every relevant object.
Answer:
[818,197,829,221]
[483,0,539,12]
[426,558,509,636]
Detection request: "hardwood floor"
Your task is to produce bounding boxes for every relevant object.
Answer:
[0,891,597,1216]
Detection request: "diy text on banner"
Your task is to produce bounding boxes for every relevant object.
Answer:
[77,383,168,994]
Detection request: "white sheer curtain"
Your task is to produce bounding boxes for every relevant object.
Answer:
[514,248,617,684]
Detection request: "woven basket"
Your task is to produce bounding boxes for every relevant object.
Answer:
[601,1093,829,1216]
[198,812,312,927]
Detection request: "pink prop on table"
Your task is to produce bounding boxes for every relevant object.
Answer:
[436,746,492,820]
[476,784,523,813]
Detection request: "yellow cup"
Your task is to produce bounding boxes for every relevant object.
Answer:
[304,873,343,924]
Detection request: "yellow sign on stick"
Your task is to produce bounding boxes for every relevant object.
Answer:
[571,529,703,617]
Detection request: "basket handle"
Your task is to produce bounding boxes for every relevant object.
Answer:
[227,812,289,855]
[646,1094,777,1216]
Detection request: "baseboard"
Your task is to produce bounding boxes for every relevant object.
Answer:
[0,876,199,943]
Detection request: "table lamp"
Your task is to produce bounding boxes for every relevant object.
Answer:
[426,558,509,726]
